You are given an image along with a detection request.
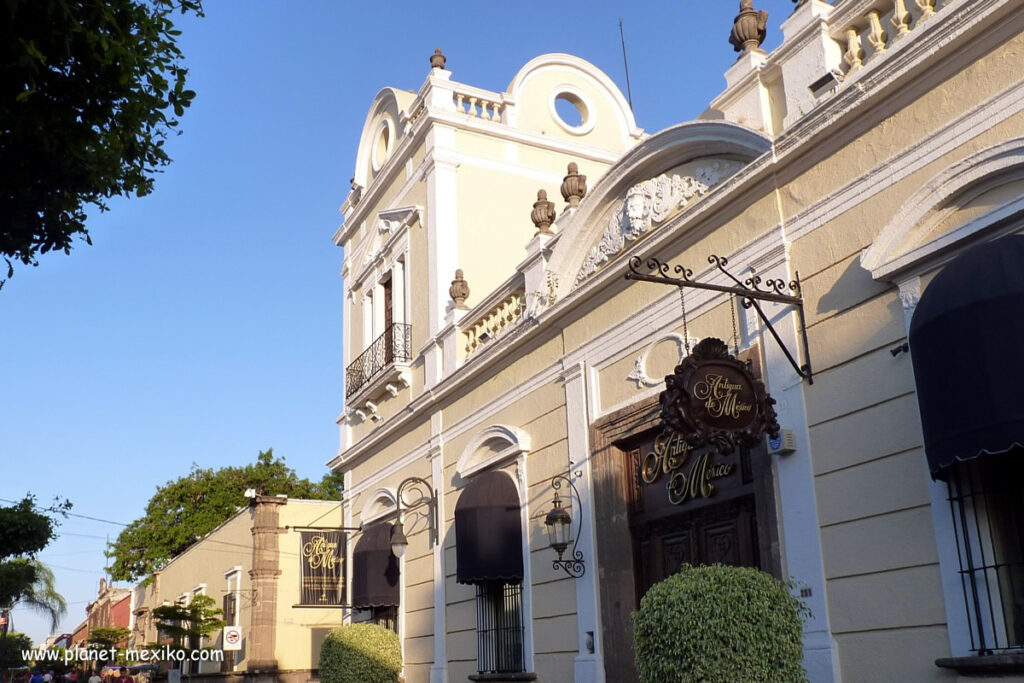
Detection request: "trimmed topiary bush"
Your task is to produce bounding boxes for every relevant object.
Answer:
[319,623,402,683]
[632,564,808,683]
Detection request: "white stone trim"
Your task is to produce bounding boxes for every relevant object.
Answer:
[625,333,694,389]
[561,361,604,683]
[508,53,641,141]
[359,487,398,525]
[455,425,532,479]
[861,137,1024,280]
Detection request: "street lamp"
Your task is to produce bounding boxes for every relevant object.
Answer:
[544,474,585,578]
[389,476,438,558]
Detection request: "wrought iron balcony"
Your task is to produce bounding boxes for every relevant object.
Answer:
[346,323,412,399]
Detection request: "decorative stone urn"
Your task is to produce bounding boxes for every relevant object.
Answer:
[449,269,469,309]
[531,190,557,235]
[560,162,587,208]
[729,0,769,54]
[430,47,446,70]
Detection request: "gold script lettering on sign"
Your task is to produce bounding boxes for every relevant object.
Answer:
[641,431,693,484]
[693,373,754,420]
[302,535,339,570]
[667,452,736,505]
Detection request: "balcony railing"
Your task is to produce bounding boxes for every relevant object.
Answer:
[346,323,412,398]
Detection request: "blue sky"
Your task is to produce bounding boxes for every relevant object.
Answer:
[1,0,799,644]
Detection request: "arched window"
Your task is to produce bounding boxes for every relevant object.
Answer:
[910,235,1024,655]
[454,469,527,676]
[351,523,400,632]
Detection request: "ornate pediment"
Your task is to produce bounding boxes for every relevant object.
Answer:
[574,162,741,288]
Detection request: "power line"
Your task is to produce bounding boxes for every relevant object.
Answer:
[0,498,127,527]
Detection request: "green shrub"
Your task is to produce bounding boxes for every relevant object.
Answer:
[319,623,402,683]
[632,564,808,683]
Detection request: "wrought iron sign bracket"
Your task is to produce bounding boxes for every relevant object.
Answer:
[625,255,813,384]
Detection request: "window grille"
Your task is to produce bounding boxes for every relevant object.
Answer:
[475,581,525,674]
[372,605,398,633]
[947,454,1024,653]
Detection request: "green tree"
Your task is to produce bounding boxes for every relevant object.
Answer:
[87,626,131,649]
[151,595,224,655]
[0,0,204,288]
[107,449,344,582]
[0,632,32,671]
[0,497,69,635]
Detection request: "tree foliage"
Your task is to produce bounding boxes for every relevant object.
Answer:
[151,594,223,651]
[0,497,69,634]
[87,626,131,649]
[107,449,344,582]
[0,0,204,287]
[0,632,32,671]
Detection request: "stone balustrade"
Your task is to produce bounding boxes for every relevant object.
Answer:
[463,288,525,356]
[453,86,507,123]
[831,0,942,75]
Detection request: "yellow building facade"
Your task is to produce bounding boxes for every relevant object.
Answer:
[333,1,1024,681]
[132,498,345,683]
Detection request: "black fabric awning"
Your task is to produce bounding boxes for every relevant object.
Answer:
[351,523,399,608]
[455,470,523,585]
[909,235,1024,480]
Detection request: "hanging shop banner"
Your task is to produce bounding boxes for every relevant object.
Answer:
[299,531,346,606]
[659,337,780,453]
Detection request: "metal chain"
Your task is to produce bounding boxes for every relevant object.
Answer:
[730,294,740,356]
[678,286,690,355]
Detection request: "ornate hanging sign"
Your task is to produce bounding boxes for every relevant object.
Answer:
[299,531,346,606]
[659,337,780,453]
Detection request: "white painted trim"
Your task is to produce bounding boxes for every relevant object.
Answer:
[515,454,536,674]
[455,425,532,479]
[752,259,837,682]
[343,476,353,627]
[429,445,448,683]
[561,361,605,683]
[861,138,1024,280]
[359,487,398,525]
[507,53,640,140]
[371,117,396,173]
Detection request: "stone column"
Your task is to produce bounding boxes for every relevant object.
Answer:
[248,495,285,672]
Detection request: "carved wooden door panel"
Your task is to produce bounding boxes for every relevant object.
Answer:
[634,495,758,601]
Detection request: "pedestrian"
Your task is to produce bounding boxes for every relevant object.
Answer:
[86,670,100,683]
[117,670,131,683]
[29,671,43,683]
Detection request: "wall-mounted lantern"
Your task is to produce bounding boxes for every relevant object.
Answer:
[389,476,438,559]
[544,474,585,578]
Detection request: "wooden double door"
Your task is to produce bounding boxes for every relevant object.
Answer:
[632,493,760,600]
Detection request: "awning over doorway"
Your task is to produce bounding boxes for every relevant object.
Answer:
[351,522,399,608]
[909,235,1024,479]
[454,470,523,585]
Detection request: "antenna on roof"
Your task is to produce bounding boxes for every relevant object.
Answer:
[619,19,634,113]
